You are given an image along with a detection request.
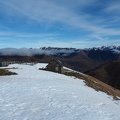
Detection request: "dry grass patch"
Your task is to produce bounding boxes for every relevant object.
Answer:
[0,69,17,76]
[64,70,120,100]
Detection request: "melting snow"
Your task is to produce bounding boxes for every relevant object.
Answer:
[0,63,120,120]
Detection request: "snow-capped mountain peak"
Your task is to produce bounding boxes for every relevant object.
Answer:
[92,45,120,54]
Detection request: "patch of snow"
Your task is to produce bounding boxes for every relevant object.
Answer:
[34,63,48,69]
[0,63,120,120]
[63,67,78,72]
[116,96,120,100]
[112,49,120,54]
[94,81,98,83]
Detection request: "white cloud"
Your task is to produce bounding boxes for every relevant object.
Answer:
[0,48,77,56]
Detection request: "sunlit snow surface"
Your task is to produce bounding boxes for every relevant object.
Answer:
[0,63,120,120]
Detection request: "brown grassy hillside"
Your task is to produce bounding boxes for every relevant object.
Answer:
[85,61,120,90]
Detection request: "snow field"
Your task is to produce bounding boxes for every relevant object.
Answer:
[0,63,120,120]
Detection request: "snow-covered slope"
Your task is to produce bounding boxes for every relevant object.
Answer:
[0,63,120,120]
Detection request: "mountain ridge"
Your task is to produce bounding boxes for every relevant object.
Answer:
[85,60,120,90]
[0,45,120,72]
[0,45,120,56]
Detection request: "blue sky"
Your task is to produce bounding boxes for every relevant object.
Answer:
[0,0,120,48]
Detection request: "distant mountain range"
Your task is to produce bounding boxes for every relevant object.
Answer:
[0,45,120,72]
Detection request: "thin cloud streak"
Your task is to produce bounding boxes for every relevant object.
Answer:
[0,0,120,48]
[104,1,120,15]
[0,36,119,49]
[1,0,120,37]
[0,31,60,38]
